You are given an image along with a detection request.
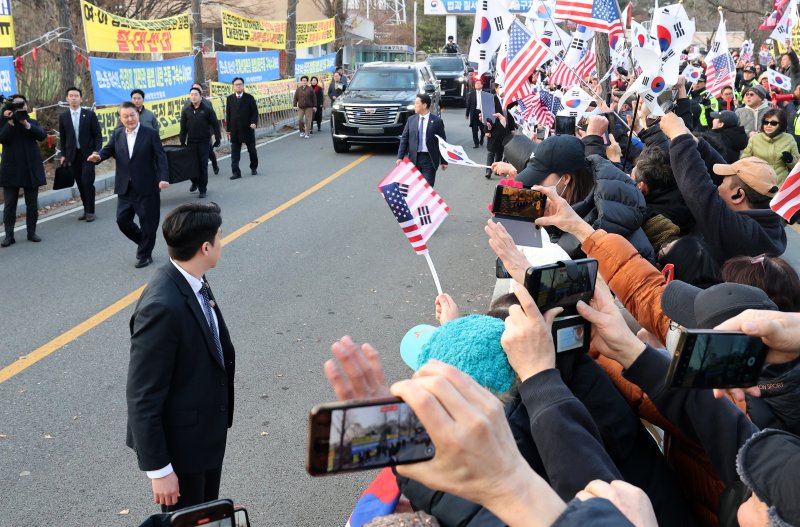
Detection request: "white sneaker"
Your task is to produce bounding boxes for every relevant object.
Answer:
[300,133,306,138]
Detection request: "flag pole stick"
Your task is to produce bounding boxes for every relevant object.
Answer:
[424,251,443,296]
[623,93,640,172]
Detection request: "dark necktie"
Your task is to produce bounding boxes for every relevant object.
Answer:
[199,283,225,368]
[417,116,425,152]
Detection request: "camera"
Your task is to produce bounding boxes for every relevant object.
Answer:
[0,94,28,122]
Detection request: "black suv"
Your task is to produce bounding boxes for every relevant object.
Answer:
[330,62,441,153]
[426,54,472,105]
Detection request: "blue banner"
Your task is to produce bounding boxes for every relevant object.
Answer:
[0,56,16,96]
[90,55,194,106]
[295,53,336,77]
[217,51,280,84]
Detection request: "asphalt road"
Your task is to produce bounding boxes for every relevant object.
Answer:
[0,109,501,526]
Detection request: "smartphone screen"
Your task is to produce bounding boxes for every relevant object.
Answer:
[307,398,435,475]
[555,115,576,136]
[526,259,598,314]
[492,186,547,222]
[668,332,768,389]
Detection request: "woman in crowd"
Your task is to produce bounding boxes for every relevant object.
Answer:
[310,76,324,133]
[741,108,799,183]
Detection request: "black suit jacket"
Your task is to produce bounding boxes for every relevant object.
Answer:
[397,113,448,168]
[465,91,484,128]
[58,108,102,163]
[98,125,168,196]
[126,264,236,473]
[225,92,259,144]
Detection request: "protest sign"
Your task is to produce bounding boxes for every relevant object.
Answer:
[0,0,15,49]
[295,53,337,76]
[296,18,336,48]
[90,55,194,106]
[80,0,191,53]
[0,56,16,96]
[217,51,280,83]
[221,9,286,49]
[95,96,189,142]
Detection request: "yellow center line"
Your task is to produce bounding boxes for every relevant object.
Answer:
[0,154,373,385]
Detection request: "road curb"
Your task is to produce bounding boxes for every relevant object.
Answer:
[0,171,117,216]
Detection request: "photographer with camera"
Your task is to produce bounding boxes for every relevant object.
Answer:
[0,93,47,247]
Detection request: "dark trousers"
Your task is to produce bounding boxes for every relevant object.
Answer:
[230,139,258,175]
[209,144,218,171]
[70,150,96,214]
[414,152,436,186]
[486,148,503,175]
[116,187,160,260]
[161,467,222,513]
[315,105,323,129]
[3,186,38,238]
[471,125,485,146]
[188,142,210,192]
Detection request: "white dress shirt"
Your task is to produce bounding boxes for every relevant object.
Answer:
[418,113,429,153]
[71,109,80,142]
[126,124,140,159]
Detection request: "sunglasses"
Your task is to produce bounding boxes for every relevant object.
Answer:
[763,120,780,126]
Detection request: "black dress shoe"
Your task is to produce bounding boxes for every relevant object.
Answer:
[473,144,480,148]
[198,191,207,198]
[135,257,153,268]
[230,173,242,180]
[189,183,198,192]
[485,172,492,179]
[251,169,258,175]
[85,214,96,222]
[0,237,14,247]
[213,167,219,175]
[27,233,42,242]
[78,214,87,221]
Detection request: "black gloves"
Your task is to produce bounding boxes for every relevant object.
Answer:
[782,151,794,164]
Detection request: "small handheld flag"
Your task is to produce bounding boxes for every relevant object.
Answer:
[771,163,800,223]
[767,68,792,91]
[436,135,491,168]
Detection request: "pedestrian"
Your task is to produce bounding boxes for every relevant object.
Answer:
[58,86,102,222]
[294,75,316,138]
[328,71,346,104]
[396,93,448,186]
[0,93,46,247]
[335,67,349,90]
[442,36,460,54]
[120,89,160,133]
[189,83,220,175]
[126,202,235,512]
[225,77,259,180]
[310,76,324,133]
[465,79,485,148]
[741,108,799,184]
[180,87,221,199]
[87,102,169,268]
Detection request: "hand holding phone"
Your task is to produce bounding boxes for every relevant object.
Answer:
[524,258,598,316]
[491,185,547,223]
[555,115,576,136]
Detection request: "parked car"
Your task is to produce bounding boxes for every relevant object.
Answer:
[425,54,473,106]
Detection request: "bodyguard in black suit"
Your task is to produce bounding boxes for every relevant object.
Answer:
[465,79,486,148]
[225,77,259,179]
[88,102,169,268]
[397,94,448,186]
[59,87,102,221]
[127,202,235,512]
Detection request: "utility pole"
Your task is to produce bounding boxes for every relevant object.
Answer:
[191,0,205,85]
[286,0,298,77]
[595,36,611,98]
[58,0,75,96]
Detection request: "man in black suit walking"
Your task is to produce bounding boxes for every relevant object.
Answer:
[126,202,235,512]
[225,77,259,179]
[88,102,169,268]
[397,93,448,186]
[465,79,485,148]
[59,87,102,222]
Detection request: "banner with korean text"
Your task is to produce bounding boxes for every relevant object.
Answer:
[221,9,286,49]
[95,96,190,143]
[0,56,16,96]
[209,79,297,112]
[0,0,15,48]
[80,0,191,54]
[296,18,336,48]
[90,55,194,106]
[295,53,337,76]
[217,51,280,83]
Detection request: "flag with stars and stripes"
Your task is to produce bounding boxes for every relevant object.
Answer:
[503,20,552,109]
[554,0,623,34]
[378,160,449,255]
[534,89,559,128]
[705,14,735,98]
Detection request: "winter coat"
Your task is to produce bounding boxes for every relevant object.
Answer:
[0,118,47,189]
[293,85,316,109]
[735,102,769,136]
[486,96,515,153]
[709,125,749,164]
[747,360,800,436]
[643,184,695,235]
[311,85,324,107]
[638,123,670,153]
[741,131,799,184]
[225,92,259,144]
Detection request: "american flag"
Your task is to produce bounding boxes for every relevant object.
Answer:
[554,0,623,34]
[575,51,597,80]
[503,20,552,109]
[533,89,559,128]
[771,163,800,222]
[549,60,579,88]
[378,161,449,254]
[517,83,539,121]
[705,15,735,98]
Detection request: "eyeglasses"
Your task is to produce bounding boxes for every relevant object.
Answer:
[762,120,780,126]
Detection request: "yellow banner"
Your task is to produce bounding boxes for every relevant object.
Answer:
[0,0,15,49]
[296,18,336,48]
[209,80,297,112]
[96,97,188,145]
[221,9,286,49]
[80,0,191,54]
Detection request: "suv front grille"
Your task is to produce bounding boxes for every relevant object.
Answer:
[344,105,399,126]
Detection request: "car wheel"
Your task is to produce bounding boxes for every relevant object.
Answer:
[332,138,350,153]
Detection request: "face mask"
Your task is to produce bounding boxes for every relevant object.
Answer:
[549,176,566,197]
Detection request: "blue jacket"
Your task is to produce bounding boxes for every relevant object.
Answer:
[98,125,168,197]
[398,113,448,169]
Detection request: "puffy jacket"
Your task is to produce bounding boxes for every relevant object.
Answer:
[741,131,799,183]
[735,102,769,136]
[643,185,694,235]
[638,123,670,153]
[710,125,749,164]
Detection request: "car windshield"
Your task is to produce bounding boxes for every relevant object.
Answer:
[427,57,464,72]
[348,70,417,91]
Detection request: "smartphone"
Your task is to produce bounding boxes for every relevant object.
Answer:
[551,315,591,354]
[233,508,250,527]
[555,115,576,136]
[496,257,511,279]
[169,499,234,527]
[491,185,547,222]
[524,258,598,315]
[306,397,435,476]
[665,330,769,389]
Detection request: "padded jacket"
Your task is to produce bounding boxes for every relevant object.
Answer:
[741,131,799,184]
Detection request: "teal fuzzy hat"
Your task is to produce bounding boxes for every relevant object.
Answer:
[399,314,515,394]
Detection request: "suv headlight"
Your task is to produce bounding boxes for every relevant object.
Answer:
[332,103,341,110]
[406,103,416,110]
[457,76,465,83]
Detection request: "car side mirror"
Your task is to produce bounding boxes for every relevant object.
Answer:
[424,83,436,93]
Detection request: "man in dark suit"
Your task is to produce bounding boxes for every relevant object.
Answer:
[225,77,259,180]
[180,87,221,198]
[59,86,102,221]
[465,79,486,148]
[88,102,169,268]
[397,93,448,186]
[126,202,235,512]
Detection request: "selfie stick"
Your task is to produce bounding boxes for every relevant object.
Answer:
[424,251,443,296]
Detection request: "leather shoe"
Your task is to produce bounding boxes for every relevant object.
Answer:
[230,173,242,180]
[199,191,207,198]
[0,237,14,247]
[27,233,42,242]
[85,214,96,222]
[213,167,219,175]
[473,144,479,148]
[189,183,198,192]
[251,169,258,175]
[134,257,153,268]
[78,214,87,221]
[485,172,492,179]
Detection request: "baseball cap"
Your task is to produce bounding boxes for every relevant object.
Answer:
[709,110,739,128]
[712,157,780,197]
[745,85,768,100]
[661,281,778,329]
[516,135,585,187]
[743,65,756,73]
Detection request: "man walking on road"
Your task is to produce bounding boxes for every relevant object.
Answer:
[397,94,448,186]
[294,75,316,138]
[225,77,259,179]
[59,86,102,222]
[126,202,235,512]
[465,79,485,148]
[88,102,169,268]
[181,87,221,198]
[189,83,220,175]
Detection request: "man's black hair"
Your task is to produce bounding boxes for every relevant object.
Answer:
[192,82,204,93]
[189,87,202,95]
[232,77,244,84]
[66,86,82,97]
[300,75,309,81]
[130,89,145,99]
[10,93,26,102]
[448,35,454,40]
[730,175,772,210]
[162,202,223,262]
[634,145,675,192]
[120,101,137,111]
[417,93,432,108]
